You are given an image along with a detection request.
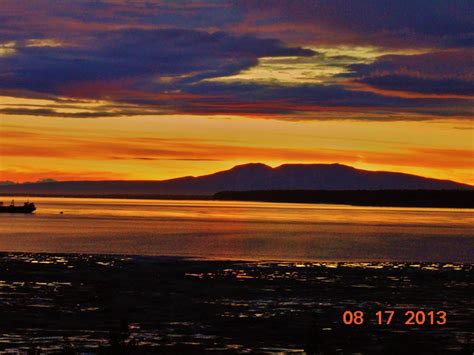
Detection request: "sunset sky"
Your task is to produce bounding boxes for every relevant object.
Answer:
[0,0,473,184]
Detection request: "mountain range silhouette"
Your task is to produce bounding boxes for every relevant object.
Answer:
[0,163,471,196]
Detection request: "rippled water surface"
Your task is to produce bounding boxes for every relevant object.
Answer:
[0,197,473,262]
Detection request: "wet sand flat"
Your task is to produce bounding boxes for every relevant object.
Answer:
[0,253,472,354]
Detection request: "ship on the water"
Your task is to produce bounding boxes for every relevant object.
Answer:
[0,200,36,213]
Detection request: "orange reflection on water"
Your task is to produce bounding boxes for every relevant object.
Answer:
[0,197,472,262]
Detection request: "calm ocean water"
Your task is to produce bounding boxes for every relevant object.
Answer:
[0,197,473,262]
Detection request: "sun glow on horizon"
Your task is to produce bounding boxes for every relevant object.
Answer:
[1,109,473,184]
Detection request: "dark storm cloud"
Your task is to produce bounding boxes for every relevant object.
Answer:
[235,0,474,48]
[359,76,474,96]
[2,1,472,48]
[345,50,474,96]
[171,82,472,118]
[0,0,472,120]
[0,1,243,41]
[0,29,314,96]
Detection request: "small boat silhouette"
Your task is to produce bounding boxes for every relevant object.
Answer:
[0,200,36,213]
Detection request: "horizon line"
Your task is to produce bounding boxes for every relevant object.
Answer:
[1,162,472,187]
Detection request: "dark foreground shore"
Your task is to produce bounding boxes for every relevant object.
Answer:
[0,253,472,354]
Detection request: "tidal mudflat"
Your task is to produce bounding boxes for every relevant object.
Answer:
[0,253,472,354]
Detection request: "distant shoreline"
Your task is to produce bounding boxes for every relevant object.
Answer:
[213,190,474,208]
[1,189,473,208]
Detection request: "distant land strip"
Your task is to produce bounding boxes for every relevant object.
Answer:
[1,190,472,208]
[213,190,474,208]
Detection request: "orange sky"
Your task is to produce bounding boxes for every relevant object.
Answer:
[1,95,473,184]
